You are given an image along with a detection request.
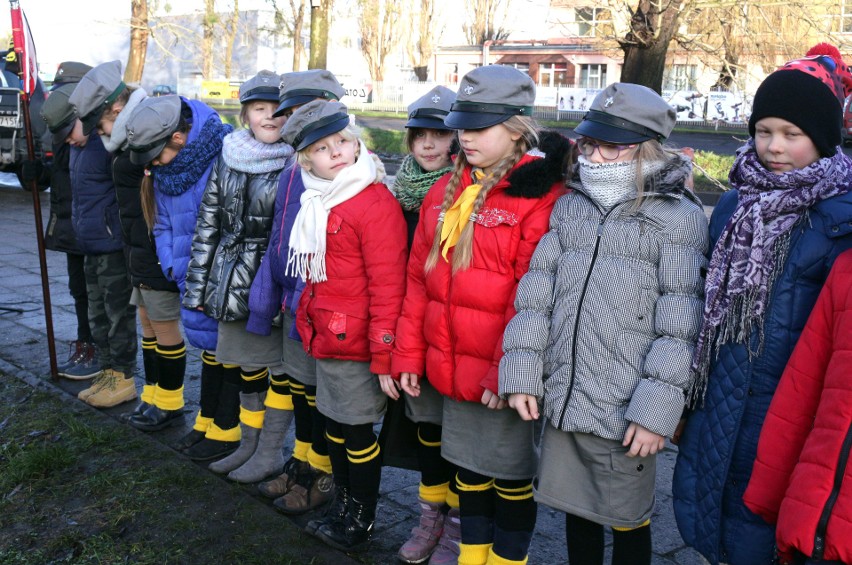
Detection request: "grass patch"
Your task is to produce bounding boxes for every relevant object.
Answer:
[693,150,735,192]
[361,126,406,155]
[0,374,355,565]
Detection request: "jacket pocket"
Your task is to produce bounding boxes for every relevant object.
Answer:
[608,446,655,520]
[104,203,122,243]
[470,207,518,274]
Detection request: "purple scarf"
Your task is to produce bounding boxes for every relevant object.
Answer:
[691,142,852,403]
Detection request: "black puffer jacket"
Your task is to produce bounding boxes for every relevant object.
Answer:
[183,155,284,321]
[44,142,81,254]
[112,150,178,291]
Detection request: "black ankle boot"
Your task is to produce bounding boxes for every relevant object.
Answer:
[128,404,186,432]
[305,485,348,536]
[315,496,375,552]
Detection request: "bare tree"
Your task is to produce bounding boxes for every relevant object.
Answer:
[309,0,332,69]
[463,0,511,45]
[406,0,443,81]
[264,0,307,71]
[202,0,218,79]
[222,0,240,78]
[358,0,403,82]
[126,0,149,83]
[618,0,688,93]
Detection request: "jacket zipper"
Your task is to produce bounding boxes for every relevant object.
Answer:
[557,206,615,429]
[812,420,852,559]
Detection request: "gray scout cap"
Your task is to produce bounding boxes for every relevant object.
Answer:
[41,83,78,146]
[239,70,281,104]
[444,65,535,130]
[51,61,92,89]
[281,100,349,151]
[68,60,126,136]
[125,95,182,165]
[406,86,456,130]
[274,69,345,117]
[574,83,676,144]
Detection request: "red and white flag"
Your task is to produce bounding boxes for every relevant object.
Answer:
[9,0,38,98]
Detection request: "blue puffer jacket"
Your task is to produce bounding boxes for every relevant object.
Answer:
[70,133,124,255]
[152,98,225,351]
[673,187,852,565]
[246,163,305,340]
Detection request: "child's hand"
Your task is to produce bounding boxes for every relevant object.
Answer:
[400,373,420,397]
[378,374,400,400]
[508,394,539,420]
[481,389,506,410]
[623,422,665,457]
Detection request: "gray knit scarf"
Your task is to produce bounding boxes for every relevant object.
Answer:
[221,128,293,174]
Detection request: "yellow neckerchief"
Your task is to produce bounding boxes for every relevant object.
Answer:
[440,169,486,260]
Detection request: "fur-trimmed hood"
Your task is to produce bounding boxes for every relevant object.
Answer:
[505,130,572,198]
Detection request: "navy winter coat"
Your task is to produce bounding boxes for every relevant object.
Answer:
[152,98,221,351]
[69,133,123,255]
[673,187,852,565]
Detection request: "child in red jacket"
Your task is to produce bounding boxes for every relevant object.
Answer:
[744,248,852,565]
[393,65,568,565]
[280,100,407,552]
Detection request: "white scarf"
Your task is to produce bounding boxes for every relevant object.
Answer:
[287,140,382,282]
[102,88,148,153]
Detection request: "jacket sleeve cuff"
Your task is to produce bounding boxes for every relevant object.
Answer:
[480,365,499,395]
[370,352,391,375]
[498,351,545,399]
[624,378,686,438]
[245,314,272,336]
[391,354,426,378]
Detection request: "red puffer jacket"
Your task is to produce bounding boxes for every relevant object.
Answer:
[296,182,407,375]
[743,249,852,565]
[393,140,568,402]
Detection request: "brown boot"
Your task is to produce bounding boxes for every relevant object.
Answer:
[273,464,334,515]
[257,456,301,498]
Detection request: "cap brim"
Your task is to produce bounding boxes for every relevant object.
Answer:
[129,140,168,166]
[574,118,652,144]
[80,110,101,136]
[443,111,509,130]
[274,95,317,117]
[406,116,455,130]
[51,122,75,146]
[295,115,350,151]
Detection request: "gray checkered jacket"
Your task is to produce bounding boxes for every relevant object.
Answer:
[499,157,709,440]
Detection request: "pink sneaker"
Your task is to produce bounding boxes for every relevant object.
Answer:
[428,507,460,565]
[398,499,445,564]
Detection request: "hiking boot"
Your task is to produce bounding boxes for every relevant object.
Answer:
[428,507,460,565]
[174,428,206,452]
[128,404,185,432]
[62,344,101,380]
[306,485,349,536]
[77,369,111,401]
[315,496,376,552]
[398,499,445,564]
[257,455,300,498]
[184,438,239,462]
[57,340,86,373]
[85,370,138,408]
[273,465,334,515]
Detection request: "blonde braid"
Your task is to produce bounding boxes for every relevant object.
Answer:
[425,153,469,272]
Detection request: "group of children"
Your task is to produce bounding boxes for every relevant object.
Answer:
[37,41,852,565]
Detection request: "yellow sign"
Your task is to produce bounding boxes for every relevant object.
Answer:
[201,80,240,99]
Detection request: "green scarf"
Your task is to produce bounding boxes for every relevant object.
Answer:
[393,154,452,212]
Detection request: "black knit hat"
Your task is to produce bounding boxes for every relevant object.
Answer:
[748,70,842,157]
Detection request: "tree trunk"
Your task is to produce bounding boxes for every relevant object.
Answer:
[125,0,149,83]
[619,0,684,93]
[202,0,217,79]
[224,0,239,79]
[309,0,331,70]
[290,0,306,70]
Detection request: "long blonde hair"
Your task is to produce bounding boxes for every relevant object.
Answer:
[424,115,539,273]
[630,140,684,209]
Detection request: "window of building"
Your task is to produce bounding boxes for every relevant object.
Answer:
[843,0,852,33]
[664,64,698,91]
[576,7,610,37]
[540,62,569,87]
[500,62,530,74]
[578,64,606,89]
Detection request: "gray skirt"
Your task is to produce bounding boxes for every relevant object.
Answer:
[280,310,316,385]
[403,377,443,425]
[315,358,387,425]
[216,319,284,372]
[441,398,536,480]
[130,287,180,321]
[536,425,656,529]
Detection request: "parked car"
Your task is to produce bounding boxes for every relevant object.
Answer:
[0,52,50,191]
[843,94,852,145]
[152,84,176,97]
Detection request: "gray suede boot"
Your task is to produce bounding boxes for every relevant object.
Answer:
[208,391,265,474]
[227,405,294,483]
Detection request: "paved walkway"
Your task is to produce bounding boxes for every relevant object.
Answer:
[0,179,710,564]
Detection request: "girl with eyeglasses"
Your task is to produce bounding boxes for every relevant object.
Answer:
[500,82,709,565]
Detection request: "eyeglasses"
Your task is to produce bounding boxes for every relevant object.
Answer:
[576,138,637,161]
